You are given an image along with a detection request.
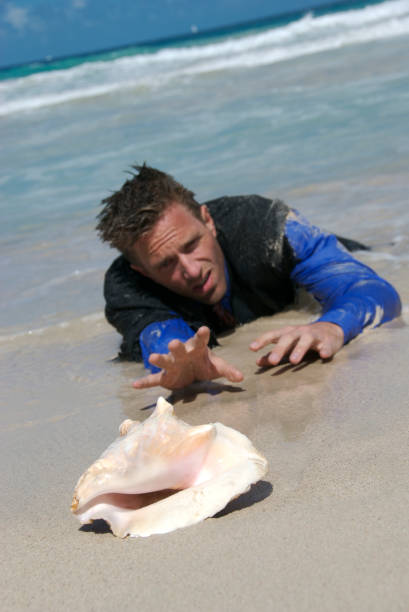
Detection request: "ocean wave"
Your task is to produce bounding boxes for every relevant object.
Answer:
[0,0,408,116]
[0,311,107,346]
[13,266,102,301]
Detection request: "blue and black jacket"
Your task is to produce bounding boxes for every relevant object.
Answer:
[103,195,401,370]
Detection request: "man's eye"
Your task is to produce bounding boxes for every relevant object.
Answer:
[185,238,199,252]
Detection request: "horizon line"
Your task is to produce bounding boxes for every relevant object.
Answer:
[0,0,380,73]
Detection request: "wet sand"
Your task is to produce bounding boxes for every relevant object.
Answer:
[1,300,408,611]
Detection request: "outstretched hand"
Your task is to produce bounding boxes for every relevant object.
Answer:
[249,321,344,367]
[133,326,244,391]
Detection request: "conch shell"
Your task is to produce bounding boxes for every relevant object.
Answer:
[71,397,268,538]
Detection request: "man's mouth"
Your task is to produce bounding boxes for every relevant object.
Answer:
[193,270,212,295]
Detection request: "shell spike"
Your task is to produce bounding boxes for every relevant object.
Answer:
[155,396,174,416]
[119,419,136,436]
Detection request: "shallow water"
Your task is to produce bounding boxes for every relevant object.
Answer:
[1,0,408,341]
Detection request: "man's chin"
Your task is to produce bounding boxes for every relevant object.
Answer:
[189,292,216,305]
[187,286,219,305]
[196,285,226,306]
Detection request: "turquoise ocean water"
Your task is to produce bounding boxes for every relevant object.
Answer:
[1,0,408,338]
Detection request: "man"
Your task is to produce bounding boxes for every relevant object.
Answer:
[97,164,401,390]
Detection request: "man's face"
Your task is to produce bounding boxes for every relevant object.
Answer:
[130,202,227,305]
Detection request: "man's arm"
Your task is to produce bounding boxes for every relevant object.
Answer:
[250,211,401,366]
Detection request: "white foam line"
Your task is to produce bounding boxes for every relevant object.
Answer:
[0,83,130,116]
[181,16,409,75]
[0,311,105,344]
[15,267,102,300]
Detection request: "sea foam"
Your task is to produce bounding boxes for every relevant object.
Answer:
[1,0,408,116]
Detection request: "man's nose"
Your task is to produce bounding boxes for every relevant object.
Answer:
[179,255,201,280]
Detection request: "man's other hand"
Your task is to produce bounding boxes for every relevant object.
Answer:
[133,326,244,391]
[249,322,344,367]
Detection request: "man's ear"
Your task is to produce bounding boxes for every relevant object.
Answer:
[200,205,216,236]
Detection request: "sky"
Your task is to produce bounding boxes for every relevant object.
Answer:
[0,0,341,68]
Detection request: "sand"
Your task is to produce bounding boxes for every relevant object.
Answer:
[1,297,408,612]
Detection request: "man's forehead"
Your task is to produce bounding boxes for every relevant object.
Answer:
[151,202,201,235]
[132,202,203,257]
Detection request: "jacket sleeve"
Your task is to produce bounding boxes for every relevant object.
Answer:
[285,210,401,343]
[139,319,195,372]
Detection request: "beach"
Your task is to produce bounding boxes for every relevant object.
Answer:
[2,174,409,610]
[1,300,409,610]
[1,1,409,609]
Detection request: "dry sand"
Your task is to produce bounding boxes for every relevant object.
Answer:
[1,298,408,612]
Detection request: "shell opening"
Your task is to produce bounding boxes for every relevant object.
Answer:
[72,488,183,516]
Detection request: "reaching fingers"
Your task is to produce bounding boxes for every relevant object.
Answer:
[226,366,244,383]
[220,360,244,383]
[253,322,344,368]
[256,331,301,366]
[250,327,294,352]
[211,354,244,382]
[317,338,337,359]
[168,339,188,360]
[132,372,162,389]
[148,352,174,370]
[193,326,211,347]
[252,325,319,367]
[311,322,344,360]
[319,345,333,359]
[168,327,210,360]
[288,332,316,364]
